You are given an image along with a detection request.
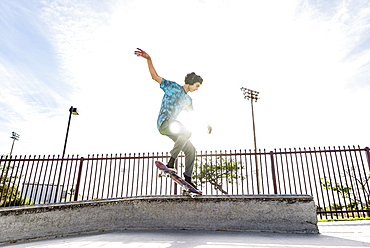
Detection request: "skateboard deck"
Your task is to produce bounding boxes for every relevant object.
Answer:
[155,160,202,198]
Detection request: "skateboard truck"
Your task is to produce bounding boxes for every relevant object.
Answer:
[182,189,202,198]
[158,167,177,177]
[158,172,171,178]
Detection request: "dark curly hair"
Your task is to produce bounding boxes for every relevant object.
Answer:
[185,72,203,85]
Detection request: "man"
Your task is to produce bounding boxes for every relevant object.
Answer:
[134,48,211,189]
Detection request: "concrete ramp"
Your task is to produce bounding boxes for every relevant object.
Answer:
[0,195,318,244]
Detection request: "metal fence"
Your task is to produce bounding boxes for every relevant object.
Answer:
[1,146,369,219]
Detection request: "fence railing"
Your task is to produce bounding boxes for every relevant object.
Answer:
[1,146,369,219]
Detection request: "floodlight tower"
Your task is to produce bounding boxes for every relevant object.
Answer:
[241,87,261,194]
[9,132,20,157]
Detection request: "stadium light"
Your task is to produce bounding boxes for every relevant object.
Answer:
[9,132,20,157]
[241,87,261,194]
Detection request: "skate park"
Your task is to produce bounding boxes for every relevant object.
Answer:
[2,0,370,246]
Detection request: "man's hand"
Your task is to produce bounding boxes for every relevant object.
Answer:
[207,124,212,134]
[134,48,150,60]
[134,48,162,84]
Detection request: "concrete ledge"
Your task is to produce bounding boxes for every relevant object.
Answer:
[0,195,318,244]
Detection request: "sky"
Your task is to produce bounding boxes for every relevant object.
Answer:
[1,0,370,157]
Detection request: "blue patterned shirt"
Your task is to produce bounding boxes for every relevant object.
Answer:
[157,78,192,130]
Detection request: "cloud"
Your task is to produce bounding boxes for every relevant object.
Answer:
[0,0,69,155]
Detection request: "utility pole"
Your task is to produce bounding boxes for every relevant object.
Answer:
[241,87,261,194]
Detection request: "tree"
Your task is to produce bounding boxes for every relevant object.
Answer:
[192,156,245,194]
[0,155,26,207]
[321,173,370,215]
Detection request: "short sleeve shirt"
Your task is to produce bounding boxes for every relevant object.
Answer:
[157,78,192,130]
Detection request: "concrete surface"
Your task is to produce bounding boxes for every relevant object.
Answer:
[0,195,318,244]
[1,220,369,248]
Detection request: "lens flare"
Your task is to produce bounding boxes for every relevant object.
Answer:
[170,122,182,134]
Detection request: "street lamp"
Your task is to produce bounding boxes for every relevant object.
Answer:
[62,106,79,157]
[9,132,20,157]
[241,87,261,193]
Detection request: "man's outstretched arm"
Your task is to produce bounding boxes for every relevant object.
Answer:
[134,48,162,84]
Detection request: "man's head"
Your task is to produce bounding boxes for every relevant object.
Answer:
[184,72,203,93]
[185,72,203,85]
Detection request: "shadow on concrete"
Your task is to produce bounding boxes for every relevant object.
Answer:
[2,222,370,248]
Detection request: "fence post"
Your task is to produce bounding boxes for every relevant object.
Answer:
[365,147,370,171]
[364,147,370,218]
[74,157,84,201]
[174,158,178,195]
[270,151,278,194]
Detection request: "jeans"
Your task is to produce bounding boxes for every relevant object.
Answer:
[159,119,196,177]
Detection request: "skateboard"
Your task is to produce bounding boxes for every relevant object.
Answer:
[155,160,202,198]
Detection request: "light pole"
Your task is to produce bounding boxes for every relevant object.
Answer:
[241,87,261,193]
[9,132,20,157]
[62,106,79,157]
[56,107,79,203]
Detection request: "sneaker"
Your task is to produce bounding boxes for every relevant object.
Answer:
[184,174,198,189]
[166,157,177,173]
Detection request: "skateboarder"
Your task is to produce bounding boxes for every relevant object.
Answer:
[134,48,212,189]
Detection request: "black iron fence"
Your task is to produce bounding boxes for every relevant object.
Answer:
[1,146,369,219]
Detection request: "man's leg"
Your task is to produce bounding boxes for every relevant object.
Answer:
[159,120,191,169]
[163,122,197,186]
[181,140,199,189]
[169,130,192,161]
[168,137,197,189]
[182,140,196,178]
